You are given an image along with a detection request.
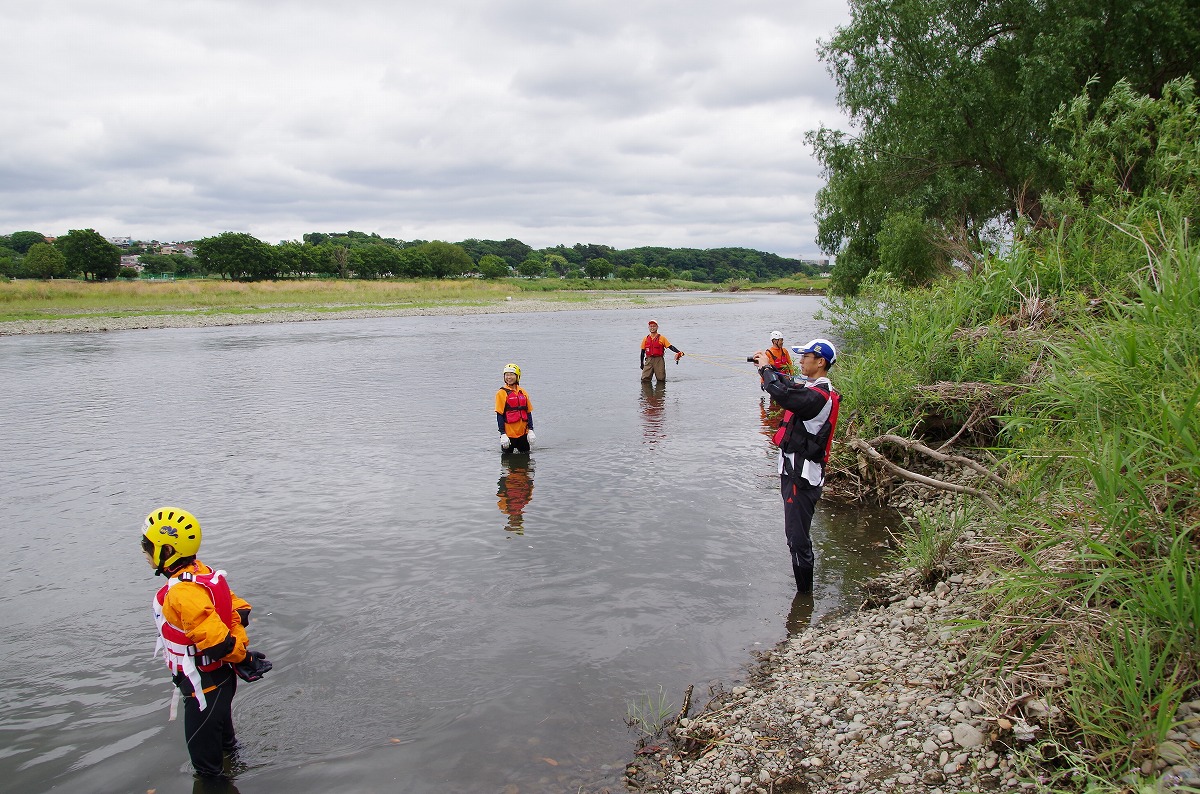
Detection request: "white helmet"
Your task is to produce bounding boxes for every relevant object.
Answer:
[770,330,784,341]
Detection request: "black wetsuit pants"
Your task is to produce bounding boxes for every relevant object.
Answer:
[504,434,531,454]
[780,474,821,590]
[180,665,239,777]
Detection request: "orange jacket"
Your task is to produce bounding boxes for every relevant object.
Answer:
[160,560,250,666]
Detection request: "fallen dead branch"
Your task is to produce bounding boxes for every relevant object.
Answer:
[870,434,1015,492]
[849,437,1002,510]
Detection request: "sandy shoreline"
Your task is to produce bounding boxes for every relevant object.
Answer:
[0,293,746,336]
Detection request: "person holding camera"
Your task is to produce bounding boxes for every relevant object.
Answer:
[752,339,841,593]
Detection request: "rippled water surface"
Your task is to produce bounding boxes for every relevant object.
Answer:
[0,295,896,794]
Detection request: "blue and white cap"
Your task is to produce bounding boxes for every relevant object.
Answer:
[791,338,837,365]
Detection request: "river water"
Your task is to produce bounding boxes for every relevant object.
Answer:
[0,294,895,794]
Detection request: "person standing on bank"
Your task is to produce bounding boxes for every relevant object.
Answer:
[496,362,535,453]
[752,339,841,593]
[141,507,271,779]
[639,320,684,383]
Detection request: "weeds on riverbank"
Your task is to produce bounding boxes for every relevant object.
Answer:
[0,278,642,322]
[827,204,1199,788]
[626,687,675,740]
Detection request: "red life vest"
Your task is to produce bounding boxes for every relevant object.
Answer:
[504,388,529,423]
[643,334,666,356]
[152,569,235,710]
[767,347,791,370]
[771,385,840,464]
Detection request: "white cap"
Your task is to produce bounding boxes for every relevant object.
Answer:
[770,330,783,340]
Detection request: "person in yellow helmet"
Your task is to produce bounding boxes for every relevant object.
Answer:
[141,507,271,779]
[495,363,535,453]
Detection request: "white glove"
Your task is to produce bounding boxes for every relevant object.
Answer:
[526,430,536,443]
[499,433,511,450]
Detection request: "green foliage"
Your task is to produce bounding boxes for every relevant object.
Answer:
[584,257,613,279]
[8,231,48,254]
[24,242,74,279]
[195,232,277,280]
[891,509,969,585]
[476,253,510,279]
[625,686,674,739]
[349,243,402,279]
[811,0,1200,294]
[56,229,120,281]
[876,209,947,287]
[835,187,1199,783]
[1062,620,1195,774]
[516,259,545,278]
[416,241,473,279]
[457,238,533,269]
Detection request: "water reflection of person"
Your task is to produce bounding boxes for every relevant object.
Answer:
[497,454,534,534]
[785,591,814,635]
[759,396,784,441]
[193,773,243,794]
[639,380,667,444]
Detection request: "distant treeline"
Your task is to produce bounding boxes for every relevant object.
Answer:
[0,228,824,283]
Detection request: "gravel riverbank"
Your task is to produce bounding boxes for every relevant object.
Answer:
[0,293,743,336]
[623,538,1200,794]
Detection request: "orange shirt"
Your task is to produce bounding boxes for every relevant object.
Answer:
[767,345,793,372]
[641,333,671,356]
[495,386,532,438]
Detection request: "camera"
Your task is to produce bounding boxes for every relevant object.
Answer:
[746,356,758,363]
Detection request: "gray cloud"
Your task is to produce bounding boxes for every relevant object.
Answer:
[0,0,851,256]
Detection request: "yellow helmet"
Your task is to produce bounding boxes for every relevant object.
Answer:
[503,363,521,378]
[141,506,202,576]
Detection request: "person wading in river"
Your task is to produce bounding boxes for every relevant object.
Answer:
[752,339,840,593]
[639,320,684,384]
[496,363,535,454]
[141,507,271,779]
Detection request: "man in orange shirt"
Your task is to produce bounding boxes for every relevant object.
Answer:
[639,320,684,383]
[142,507,270,778]
[765,330,794,374]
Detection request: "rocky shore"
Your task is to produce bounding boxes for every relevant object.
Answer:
[623,537,1200,794]
[0,294,742,336]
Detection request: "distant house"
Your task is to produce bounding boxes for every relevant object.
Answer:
[109,236,133,247]
[120,255,144,271]
[159,244,197,257]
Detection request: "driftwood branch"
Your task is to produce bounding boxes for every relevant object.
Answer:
[674,684,694,726]
[871,434,1015,492]
[850,437,1001,511]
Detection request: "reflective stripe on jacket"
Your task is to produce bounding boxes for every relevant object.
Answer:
[152,569,234,710]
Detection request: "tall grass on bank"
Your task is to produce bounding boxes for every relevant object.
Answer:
[0,278,599,322]
[826,206,1199,789]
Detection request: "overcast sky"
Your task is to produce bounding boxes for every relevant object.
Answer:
[3,0,851,257]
